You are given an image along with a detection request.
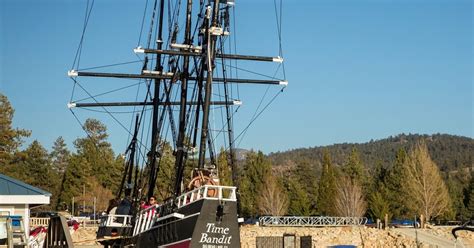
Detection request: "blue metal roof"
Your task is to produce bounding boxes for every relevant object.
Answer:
[0,174,51,196]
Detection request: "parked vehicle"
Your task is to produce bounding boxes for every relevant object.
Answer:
[390,219,420,228]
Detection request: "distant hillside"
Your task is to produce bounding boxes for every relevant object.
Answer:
[268,134,474,175]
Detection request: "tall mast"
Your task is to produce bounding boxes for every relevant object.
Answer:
[198,0,221,169]
[147,0,166,199]
[173,0,194,197]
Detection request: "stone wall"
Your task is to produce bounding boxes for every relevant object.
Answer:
[240,225,419,248]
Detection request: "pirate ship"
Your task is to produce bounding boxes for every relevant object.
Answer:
[67,0,286,247]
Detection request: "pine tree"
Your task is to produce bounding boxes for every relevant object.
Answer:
[155,142,176,201]
[286,178,313,215]
[238,150,272,217]
[73,118,122,191]
[366,161,391,221]
[16,141,59,208]
[295,161,318,213]
[335,148,368,217]
[0,93,30,166]
[50,136,70,174]
[367,190,391,221]
[317,150,337,216]
[385,148,409,219]
[58,155,87,212]
[464,174,474,219]
[341,148,366,184]
[217,148,233,186]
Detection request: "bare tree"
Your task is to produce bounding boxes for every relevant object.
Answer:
[257,176,288,216]
[334,177,366,217]
[404,141,451,221]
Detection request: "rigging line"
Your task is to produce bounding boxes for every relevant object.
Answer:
[68,108,126,162]
[145,0,159,48]
[125,78,145,151]
[215,61,283,80]
[80,107,153,114]
[70,79,77,102]
[231,5,240,100]
[78,60,143,71]
[72,0,95,70]
[210,106,240,146]
[273,0,286,79]
[234,63,282,146]
[138,0,150,45]
[73,80,149,150]
[235,89,284,148]
[215,48,228,150]
[73,81,146,103]
[71,0,89,69]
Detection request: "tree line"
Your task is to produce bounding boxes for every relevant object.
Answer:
[1,92,473,222]
[239,143,474,222]
[1,93,124,212]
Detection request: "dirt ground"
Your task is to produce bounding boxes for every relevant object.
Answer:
[69,225,474,247]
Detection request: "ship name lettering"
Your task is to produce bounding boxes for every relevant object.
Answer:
[205,223,229,234]
[199,233,232,244]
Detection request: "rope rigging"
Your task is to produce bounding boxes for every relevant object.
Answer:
[68,0,288,204]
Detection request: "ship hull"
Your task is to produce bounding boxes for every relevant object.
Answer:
[133,198,240,248]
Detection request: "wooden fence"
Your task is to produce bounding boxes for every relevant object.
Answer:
[30,217,50,228]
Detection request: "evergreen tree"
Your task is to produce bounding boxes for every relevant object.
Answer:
[341,148,366,184]
[58,155,88,212]
[51,137,71,209]
[238,150,272,217]
[73,118,122,191]
[0,93,30,166]
[466,175,474,219]
[16,141,59,208]
[385,148,409,219]
[217,148,233,186]
[155,142,176,201]
[367,162,391,221]
[317,150,337,216]
[367,190,391,221]
[50,136,70,174]
[286,178,313,215]
[335,148,368,217]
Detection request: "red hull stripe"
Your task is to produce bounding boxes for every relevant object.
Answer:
[163,239,191,248]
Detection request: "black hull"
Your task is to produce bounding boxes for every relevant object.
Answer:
[133,198,240,248]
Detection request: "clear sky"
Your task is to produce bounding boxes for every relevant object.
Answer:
[1,0,472,154]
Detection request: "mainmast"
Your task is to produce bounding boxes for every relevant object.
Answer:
[147,0,166,199]
[173,0,194,197]
[197,0,221,169]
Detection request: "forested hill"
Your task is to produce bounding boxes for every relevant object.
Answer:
[268,134,473,174]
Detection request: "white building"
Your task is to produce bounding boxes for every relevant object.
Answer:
[0,173,51,238]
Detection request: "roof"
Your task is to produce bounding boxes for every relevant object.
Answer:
[0,173,51,196]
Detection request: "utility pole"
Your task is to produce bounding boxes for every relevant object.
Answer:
[93,197,96,223]
[83,184,86,215]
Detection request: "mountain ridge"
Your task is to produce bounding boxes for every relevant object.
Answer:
[267,133,474,175]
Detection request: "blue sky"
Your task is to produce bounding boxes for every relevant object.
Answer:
[1,0,472,154]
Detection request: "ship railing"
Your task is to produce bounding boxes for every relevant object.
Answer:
[132,185,237,236]
[98,214,133,228]
[133,205,162,236]
[176,185,237,208]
